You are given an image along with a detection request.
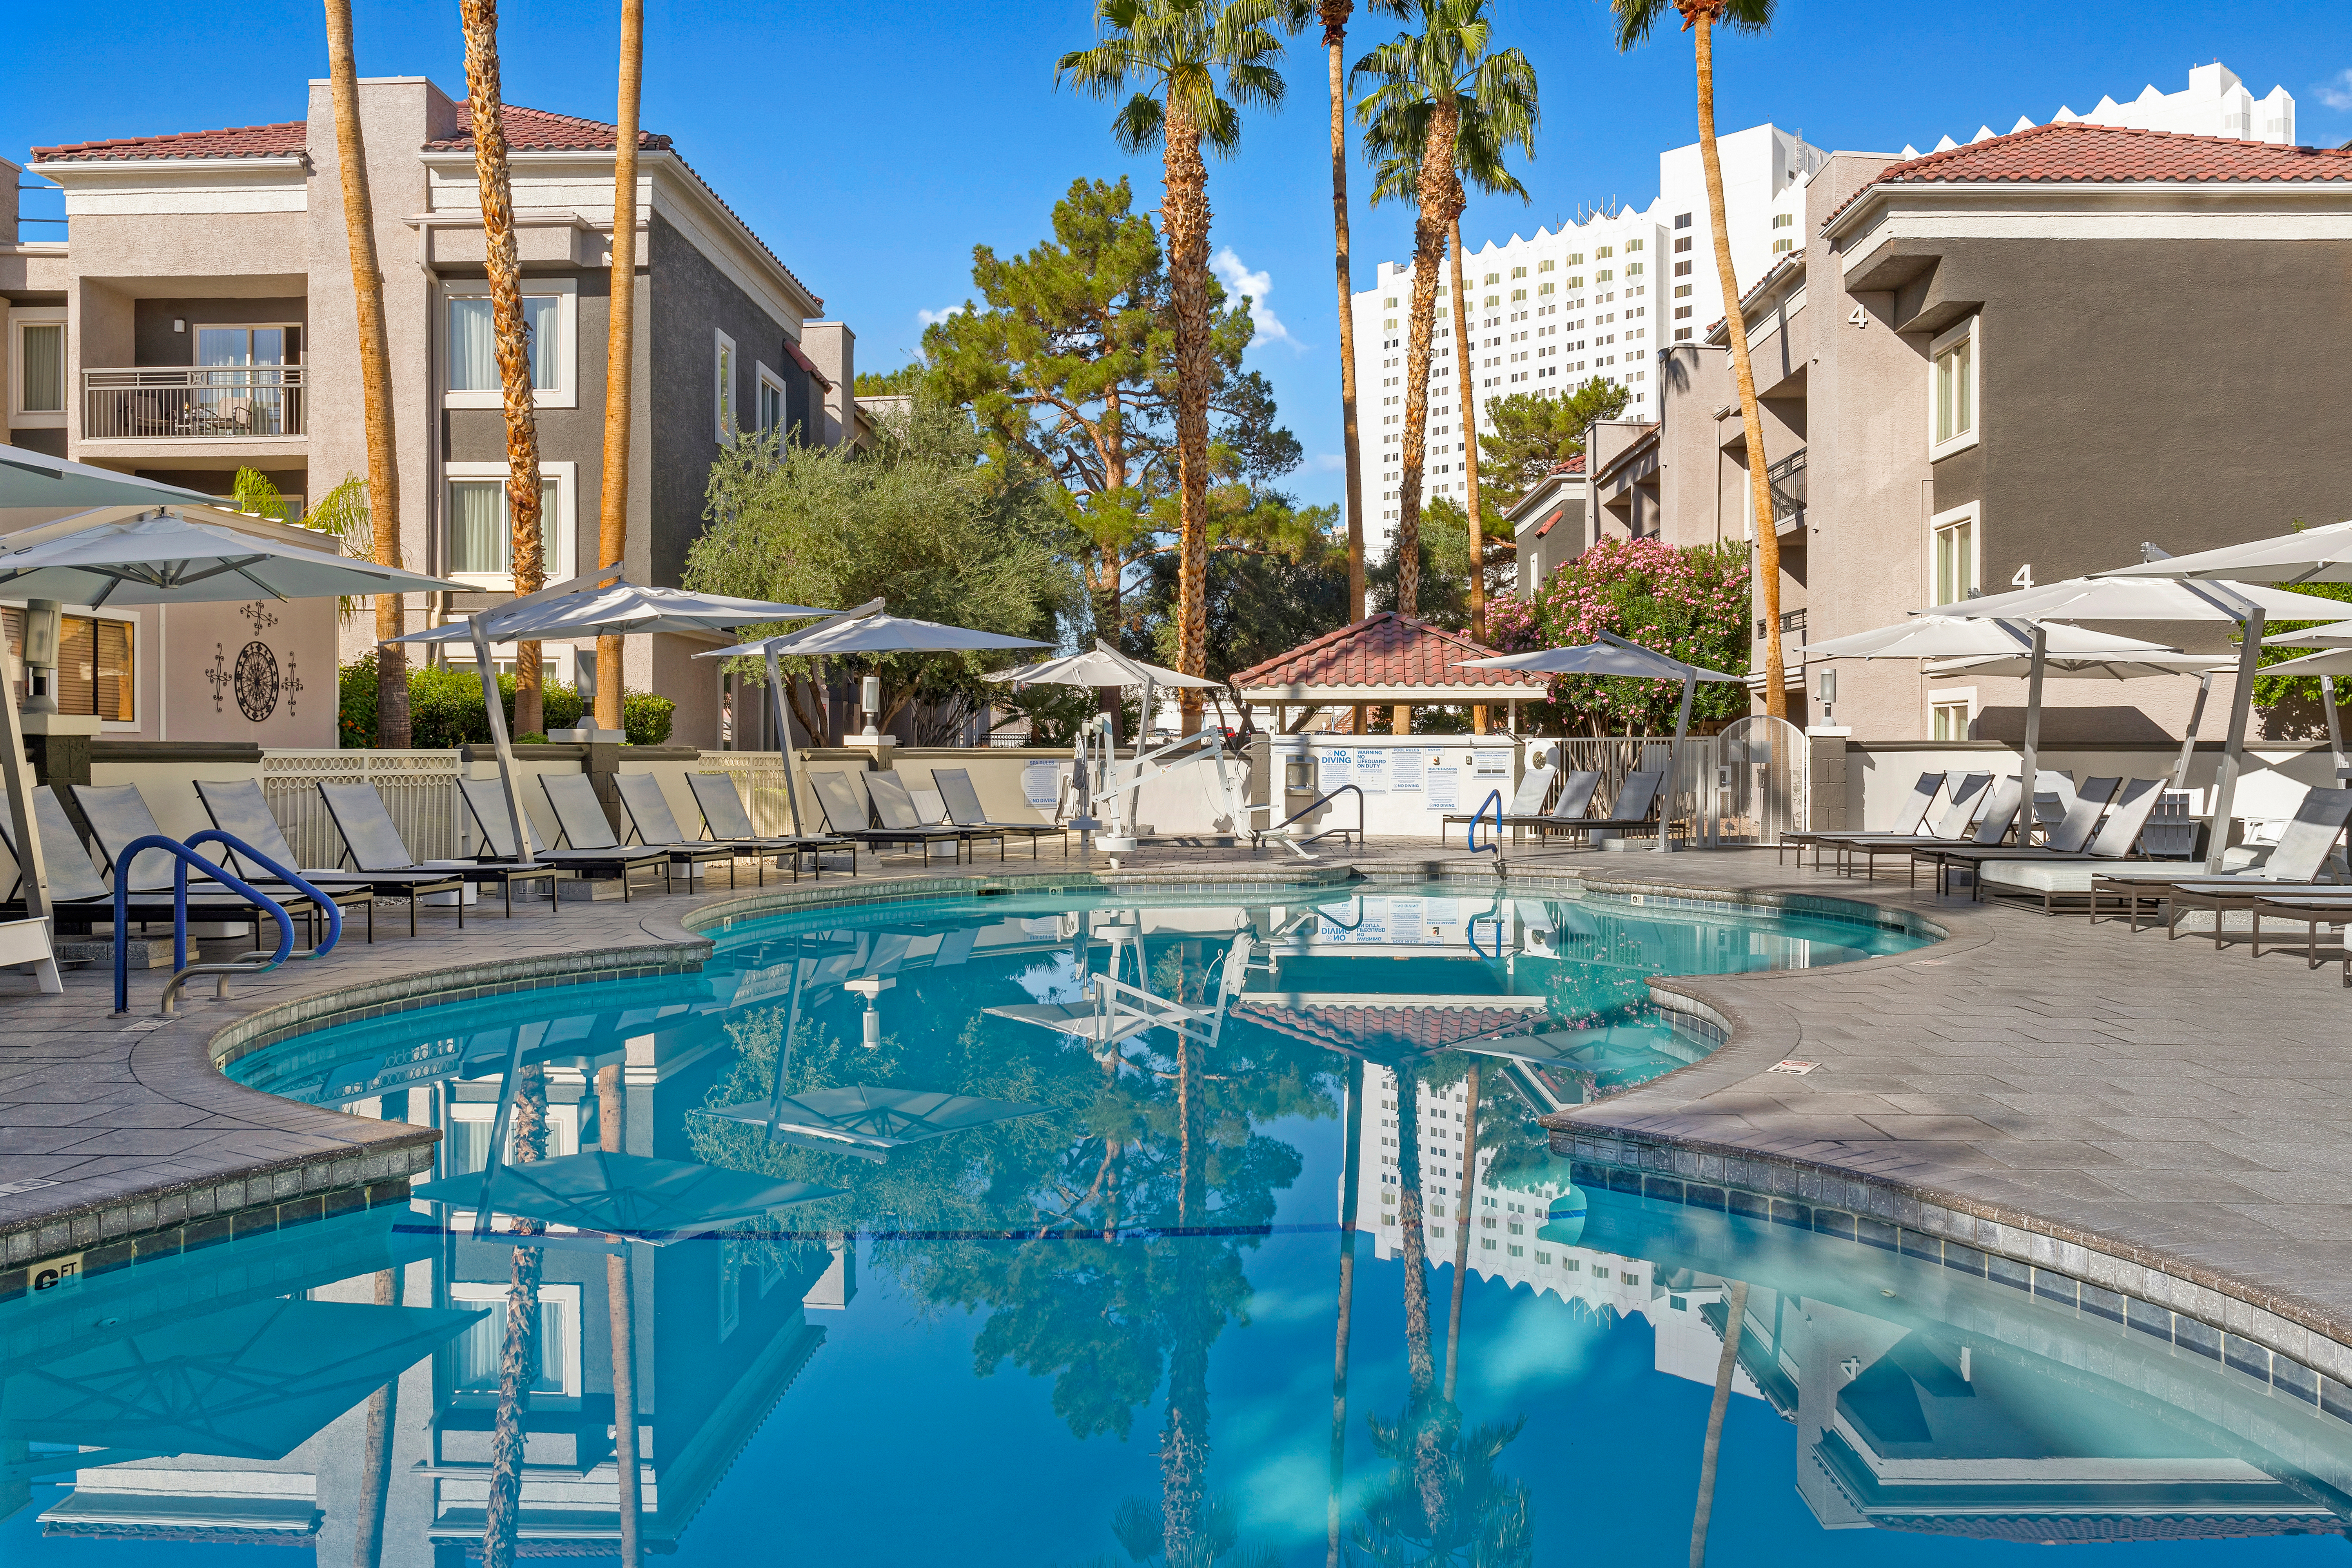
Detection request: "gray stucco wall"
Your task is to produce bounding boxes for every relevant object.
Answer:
[132,298,307,368]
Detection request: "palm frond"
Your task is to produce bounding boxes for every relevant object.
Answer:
[1111,92,1168,153]
[1608,0,1672,51]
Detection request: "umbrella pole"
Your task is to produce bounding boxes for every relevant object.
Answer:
[1661,672,1695,854]
[2325,676,2348,781]
[2020,623,2047,840]
[763,932,808,1143]
[2206,609,2265,873]
[2171,671,2212,793]
[0,657,50,931]
[471,613,535,868]
[763,645,807,836]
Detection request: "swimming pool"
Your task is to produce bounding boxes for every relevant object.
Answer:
[13,884,2345,1562]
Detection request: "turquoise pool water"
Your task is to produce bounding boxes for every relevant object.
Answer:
[8,886,2346,1562]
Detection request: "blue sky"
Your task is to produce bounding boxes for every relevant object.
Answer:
[8,0,2348,513]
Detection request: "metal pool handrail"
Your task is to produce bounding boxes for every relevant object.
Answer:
[111,833,294,1015]
[1255,784,1365,849]
[1466,789,1503,855]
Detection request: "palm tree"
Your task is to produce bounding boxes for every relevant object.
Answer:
[595,0,645,735]
[1442,1061,1479,1402]
[1059,0,1288,735]
[1319,1,1367,641]
[321,0,410,748]
[1327,1055,1365,1568]
[597,1062,643,1568]
[1689,1278,1749,1568]
[1356,0,1535,733]
[352,1267,398,1568]
[1610,0,1782,717]
[459,0,550,739]
[481,1063,548,1568]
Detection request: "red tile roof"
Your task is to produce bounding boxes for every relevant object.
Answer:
[1828,122,2352,227]
[1229,611,1549,693]
[1532,504,1568,540]
[781,336,831,390]
[421,103,671,154]
[1547,456,1586,477]
[1233,1000,1538,1056]
[32,121,307,163]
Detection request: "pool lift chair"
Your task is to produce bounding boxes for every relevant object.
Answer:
[1068,711,1273,866]
[986,919,1254,1055]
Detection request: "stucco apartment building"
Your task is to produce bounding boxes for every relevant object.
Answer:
[1601,120,2352,742]
[0,75,860,747]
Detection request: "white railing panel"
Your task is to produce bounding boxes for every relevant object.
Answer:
[261,749,464,866]
[696,753,802,837]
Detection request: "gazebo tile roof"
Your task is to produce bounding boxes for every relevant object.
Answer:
[1229,612,1547,693]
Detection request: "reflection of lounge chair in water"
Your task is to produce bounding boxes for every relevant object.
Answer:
[414,1150,841,1241]
[703,1085,1050,1162]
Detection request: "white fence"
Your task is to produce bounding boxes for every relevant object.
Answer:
[695,753,806,836]
[261,749,466,865]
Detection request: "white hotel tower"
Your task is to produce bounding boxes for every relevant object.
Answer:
[1350,123,1824,547]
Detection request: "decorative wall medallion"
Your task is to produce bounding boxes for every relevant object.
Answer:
[205,644,229,713]
[284,652,303,716]
[233,640,281,722]
[239,601,280,634]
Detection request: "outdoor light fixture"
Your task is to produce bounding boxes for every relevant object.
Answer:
[21,599,61,713]
[858,673,883,743]
[1817,669,1836,723]
[846,974,892,1048]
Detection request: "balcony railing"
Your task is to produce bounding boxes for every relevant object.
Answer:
[82,366,306,440]
[1767,447,1806,527]
[1756,607,1805,642]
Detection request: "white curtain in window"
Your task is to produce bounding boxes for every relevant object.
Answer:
[524,294,558,389]
[448,480,508,574]
[18,324,62,413]
[449,298,497,392]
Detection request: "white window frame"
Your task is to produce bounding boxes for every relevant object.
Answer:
[1928,686,1978,741]
[449,1280,583,1398]
[714,328,738,442]
[754,360,788,436]
[439,278,576,410]
[11,307,67,426]
[442,460,578,590]
[1929,500,1980,608]
[1928,314,1978,459]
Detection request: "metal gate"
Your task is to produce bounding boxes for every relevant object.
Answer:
[1698,715,1808,847]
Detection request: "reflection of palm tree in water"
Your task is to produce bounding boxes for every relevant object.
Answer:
[1350,1409,1534,1565]
[1689,1279,1749,1568]
[481,1062,548,1568]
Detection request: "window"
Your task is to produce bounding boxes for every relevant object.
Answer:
[714,328,737,441]
[1595,245,1613,259]
[1931,691,1976,740]
[1772,239,1794,253]
[445,462,577,586]
[1537,259,1553,272]
[1383,296,1398,307]
[1625,238,1643,252]
[1510,265,1526,279]
[1674,285,1693,299]
[1481,273,1498,285]
[1932,502,1979,606]
[1674,236,1692,253]
[1675,328,1692,341]
[1675,212,1691,229]
[5,610,134,722]
[1511,289,1526,302]
[1674,261,1693,277]
[1626,262,1644,276]
[13,312,66,420]
[450,1281,581,1398]
[444,280,574,408]
[1773,213,1794,229]
[1931,316,1978,456]
[756,361,788,436]
[1596,269,1613,283]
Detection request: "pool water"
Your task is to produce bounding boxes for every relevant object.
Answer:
[9,886,2346,1562]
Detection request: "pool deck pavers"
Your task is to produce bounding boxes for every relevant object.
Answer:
[5,835,2352,1356]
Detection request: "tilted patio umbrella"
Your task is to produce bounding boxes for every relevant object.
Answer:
[0,443,218,531]
[412,1150,842,1242]
[703,1085,1051,1162]
[2232,643,2352,780]
[985,639,1224,755]
[390,568,837,863]
[0,507,464,967]
[1920,573,2352,871]
[1454,632,1745,854]
[2096,517,2352,587]
[1805,616,2182,805]
[1923,650,2238,793]
[699,608,1051,831]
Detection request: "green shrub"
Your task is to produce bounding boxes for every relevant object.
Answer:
[339,652,380,747]
[623,691,675,746]
[339,659,667,748]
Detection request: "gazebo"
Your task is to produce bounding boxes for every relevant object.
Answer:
[1230,612,1552,733]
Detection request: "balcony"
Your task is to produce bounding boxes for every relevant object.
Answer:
[1767,448,1806,532]
[82,366,305,441]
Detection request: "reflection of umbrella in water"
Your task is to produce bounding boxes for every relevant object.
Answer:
[413,1150,842,1240]
[0,1296,483,1464]
[704,1086,1049,1163]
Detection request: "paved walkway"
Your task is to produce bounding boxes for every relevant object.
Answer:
[5,833,2352,1368]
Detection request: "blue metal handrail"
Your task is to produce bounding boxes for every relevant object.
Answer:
[110,832,341,1015]
[187,829,343,959]
[1466,789,1503,855]
[1466,895,1508,960]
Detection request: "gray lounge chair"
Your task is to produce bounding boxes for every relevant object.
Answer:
[1975,779,2170,913]
[458,776,664,900]
[1548,769,1666,848]
[545,773,736,892]
[1814,772,1996,878]
[74,782,372,942]
[1913,775,2117,895]
[1443,764,1556,835]
[681,772,857,878]
[196,778,463,936]
[931,767,1068,858]
[1779,770,1944,867]
[315,782,572,918]
[809,770,966,862]
[869,771,1004,860]
[0,789,287,942]
[2092,786,2352,943]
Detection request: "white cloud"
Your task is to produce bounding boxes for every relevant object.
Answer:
[2318,69,2352,112]
[1310,452,1345,472]
[1213,247,1303,349]
[916,304,967,327]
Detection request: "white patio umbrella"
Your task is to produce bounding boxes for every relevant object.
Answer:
[0,508,465,949]
[0,443,220,530]
[1806,616,2181,797]
[1455,631,1744,854]
[1921,573,2352,871]
[984,639,1222,755]
[1922,650,2236,791]
[2096,518,2352,586]
[699,609,1050,833]
[2230,642,2352,781]
[389,569,839,862]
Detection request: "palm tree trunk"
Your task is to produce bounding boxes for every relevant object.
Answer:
[1447,210,1489,734]
[1689,1278,1749,1568]
[1323,1,1365,626]
[1394,98,1463,735]
[594,0,644,735]
[596,1063,643,1568]
[460,0,548,739]
[1161,102,1214,736]
[1693,17,1782,718]
[1396,1066,1433,1399]
[323,0,409,749]
[1442,1062,1479,1402]
[351,1267,399,1568]
[481,1063,548,1568]
[1327,1055,1363,1568]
